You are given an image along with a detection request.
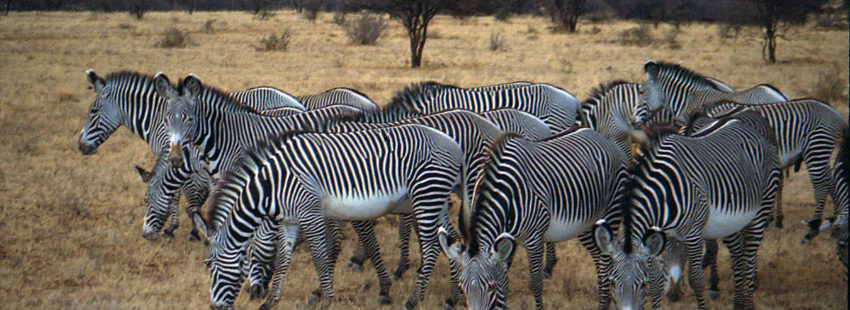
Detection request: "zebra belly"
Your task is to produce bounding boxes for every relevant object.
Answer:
[703,207,758,239]
[542,218,591,242]
[323,189,408,221]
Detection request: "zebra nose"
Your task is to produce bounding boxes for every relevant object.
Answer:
[142,230,160,241]
[78,142,97,155]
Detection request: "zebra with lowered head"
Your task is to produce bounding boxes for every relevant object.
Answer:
[438,128,631,310]
[593,111,783,310]
[204,124,465,310]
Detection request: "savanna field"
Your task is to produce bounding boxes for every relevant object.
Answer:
[0,9,847,309]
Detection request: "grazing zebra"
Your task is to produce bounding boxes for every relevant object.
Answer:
[142,74,362,240]
[78,70,304,239]
[593,113,783,310]
[438,128,631,310]
[699,100,847,240]
[634,60,788,125]
[295,87,378,112]
[386,81,582,132]
[204,124,465,310]
[828,134,849,273]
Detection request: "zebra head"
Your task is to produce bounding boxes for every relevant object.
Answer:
[439,227,513,310]
[154,73,199,168]
[206,230,244,309]
[594,220,667,310]
[79,69,123,155]
[633,61,665,125]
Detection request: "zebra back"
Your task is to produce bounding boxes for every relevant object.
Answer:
[295,87,378,112]
[229,86,306,111]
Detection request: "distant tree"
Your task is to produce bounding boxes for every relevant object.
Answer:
[4,0,11,15]
[546,0,587,33]
[346,0,462,68]
[743,0,826,63]
[129,0,146,19]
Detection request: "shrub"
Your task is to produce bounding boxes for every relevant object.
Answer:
[303,1,320,23]
[345,14,385,45]
[258,27,293,51]
[156,28,191,48]
[332,11,346,26]
[717,24,741,40]
[812,67,847,103]
[489,33,505,52]
[201,19,216,34]
[494,7,511,22]
[254,10,275,20]
[619,24,653,46]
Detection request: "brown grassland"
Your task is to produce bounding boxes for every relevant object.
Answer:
[0,9,847,310]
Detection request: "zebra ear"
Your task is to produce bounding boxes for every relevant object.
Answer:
[86,69,106,93]
[153,72,178,100]
[642,228,667,257]
[182,74,202,97]
[593,220,617,255]
[491,233,515,263]
[644,60,660,77]
[135,165,152,183]
[438,227,463,264]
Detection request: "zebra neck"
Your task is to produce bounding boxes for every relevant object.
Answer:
[118,92,167,151]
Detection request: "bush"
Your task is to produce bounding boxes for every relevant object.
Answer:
[258,27,293,51]
[156,28,191,48]
[494,7,511,22]
[619,24,653,46]
[201,19,216,34]
[303,1,320,23]
[717,24,741,40]
[489,33,505,52]
[812,67,847,103]
[345,14,385,45]
[254,10,275,20]
[332,11,346,26]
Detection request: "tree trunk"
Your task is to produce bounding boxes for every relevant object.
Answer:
[187,0,193,14]
[763,20,777,64]
[408,23,428,68]
[4,0,10,15]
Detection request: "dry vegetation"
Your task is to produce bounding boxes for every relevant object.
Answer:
[0,10,847,310]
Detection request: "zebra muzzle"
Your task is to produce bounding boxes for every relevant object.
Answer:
[169,142,183,166]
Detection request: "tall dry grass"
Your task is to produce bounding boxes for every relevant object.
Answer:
[0,10,847,309]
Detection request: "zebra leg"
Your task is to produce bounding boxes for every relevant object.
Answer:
[722,232,755,310]
[393,213,415,280]
[351,220,393,305]
[525,237,547,310]
[184,175,210,242]
[260,220,299,310]
[346,243,367,272]
[684,237,708,310]
[542,242,558,279]
[702,239,720,300]
[248,220,278,300]
[802,143,836,242]
[578,230,612,310]
[161,192,180,238]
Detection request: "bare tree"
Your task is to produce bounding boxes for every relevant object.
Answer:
[348,0,460,68]
[548,0,587,33]
[744,0,825,64]
[130,0,146,19]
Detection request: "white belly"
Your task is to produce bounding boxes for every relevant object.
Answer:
[323,189,408,220]
[703,207,758,239]
[543,217,591,242]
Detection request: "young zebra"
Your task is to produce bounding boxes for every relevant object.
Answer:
[593,114,783,310]
[79,70,304,240]
[438,128,631,310]
[204,124,465,310]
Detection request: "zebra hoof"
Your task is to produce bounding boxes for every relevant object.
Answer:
[774,215,784,229]
[443,297,457,310]
[188,230,201,242]
[347,261,363,272]
[377,295,392,305]
[161,229,175,238]
[250,285,268,300]
[667,290,682,302]
[542,270,553,279]
[142,231,160,241]
[258,303,272,310]
[709,289,719,300]
[392,265,409,280]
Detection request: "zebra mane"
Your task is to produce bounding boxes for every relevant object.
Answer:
[620,154,651,254]
[650,61,722,91]
[178,78,262,115]
[463,131,526,256]
[102,71,158,89]
[385,81,457,114]
[582,80,631,108]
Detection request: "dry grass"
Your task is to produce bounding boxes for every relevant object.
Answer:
[0,10,847,310]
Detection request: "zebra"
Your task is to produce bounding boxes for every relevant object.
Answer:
[479,108,554,141]
[295,87,378,112]
[386,81,582,133]
[593,112,783,310]
[204,124,465,310]
[78,70,305,240]
[230,86,307,111]
[142,74,363,240]
[827,134,849,273]
[634,60,788,125]
[690,100,848,240]
[438,128,631,310]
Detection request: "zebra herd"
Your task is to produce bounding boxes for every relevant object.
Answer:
[77,60,848,310]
